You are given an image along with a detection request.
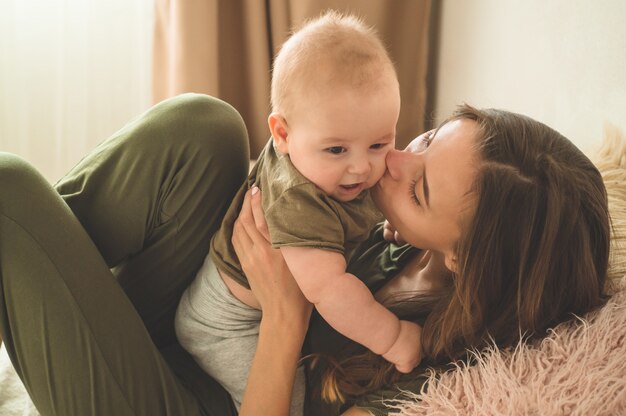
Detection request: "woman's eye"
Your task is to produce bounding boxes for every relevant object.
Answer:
[409,179,420,206]
[424,131,435,146]
[415,132,434,152]
[326,146,346,154]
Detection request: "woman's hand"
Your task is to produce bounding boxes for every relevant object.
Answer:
[233,187,312,416]
[231,186,312,326]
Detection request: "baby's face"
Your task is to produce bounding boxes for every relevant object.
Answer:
[283,84,400,202]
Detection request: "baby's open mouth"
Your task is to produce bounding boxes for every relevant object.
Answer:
[340,183,361,190]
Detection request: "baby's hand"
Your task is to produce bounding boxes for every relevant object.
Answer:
[382,220,406,245]
[382,321,422,373]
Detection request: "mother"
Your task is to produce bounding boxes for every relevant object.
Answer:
[0,94,609,415]
[236,101,610,415]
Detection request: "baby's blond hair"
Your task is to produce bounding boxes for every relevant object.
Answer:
[270,10,397,116]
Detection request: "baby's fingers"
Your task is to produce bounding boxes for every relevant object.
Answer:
[395,363,413,374]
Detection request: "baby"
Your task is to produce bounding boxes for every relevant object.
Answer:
[175,11,422,412]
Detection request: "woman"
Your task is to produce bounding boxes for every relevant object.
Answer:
[0,94,608,415]
[233,104,610,415]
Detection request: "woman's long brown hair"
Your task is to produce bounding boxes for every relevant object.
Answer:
[315,104,610,405]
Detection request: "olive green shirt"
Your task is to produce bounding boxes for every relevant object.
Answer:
[210,138,383,289]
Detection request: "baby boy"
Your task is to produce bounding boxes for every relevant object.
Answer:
[175,11,422,412]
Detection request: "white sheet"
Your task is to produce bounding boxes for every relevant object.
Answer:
[0,345,38,416]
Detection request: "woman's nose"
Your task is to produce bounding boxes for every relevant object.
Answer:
[386,148,418,180]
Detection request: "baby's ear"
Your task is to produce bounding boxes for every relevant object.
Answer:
[268,113,289,154]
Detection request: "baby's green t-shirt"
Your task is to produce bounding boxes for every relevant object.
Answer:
[210,138,383,289]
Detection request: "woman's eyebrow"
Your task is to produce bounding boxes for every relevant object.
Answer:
[421,126,444,208]
[423,169,430,208]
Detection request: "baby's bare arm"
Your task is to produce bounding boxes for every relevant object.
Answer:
[281,246,402,355]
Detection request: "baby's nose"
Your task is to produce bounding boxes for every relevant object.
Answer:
[349,157,371,175]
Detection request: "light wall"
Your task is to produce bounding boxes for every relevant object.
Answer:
[0,0,153,182]
[434,0,626,154]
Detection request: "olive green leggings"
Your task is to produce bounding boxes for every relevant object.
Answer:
[0,94,249,415]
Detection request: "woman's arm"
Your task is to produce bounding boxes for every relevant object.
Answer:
[240,313,307,415]
[232,187,313,416]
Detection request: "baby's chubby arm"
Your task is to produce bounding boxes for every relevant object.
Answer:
[280,246,422,373]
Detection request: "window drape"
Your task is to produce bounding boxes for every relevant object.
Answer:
[153,0,435,157]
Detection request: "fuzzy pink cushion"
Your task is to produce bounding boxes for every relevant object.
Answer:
[392,276,626,416]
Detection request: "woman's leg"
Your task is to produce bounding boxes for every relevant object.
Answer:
[55,93,250,348]
[0,94,248,415]
[0,153,206,415]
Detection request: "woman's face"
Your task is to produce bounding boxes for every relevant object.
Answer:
[372,119,480,270]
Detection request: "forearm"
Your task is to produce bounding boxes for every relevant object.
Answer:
[233,187,315,414]
[239,312,308,416]
[314,272,400,355]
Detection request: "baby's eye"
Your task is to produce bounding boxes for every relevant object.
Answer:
[370,143,385,150]
[326,146,346,154]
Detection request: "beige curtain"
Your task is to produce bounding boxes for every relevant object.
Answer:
[153,0,434,157]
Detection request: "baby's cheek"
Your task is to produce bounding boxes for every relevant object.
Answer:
[373,158,387,180]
